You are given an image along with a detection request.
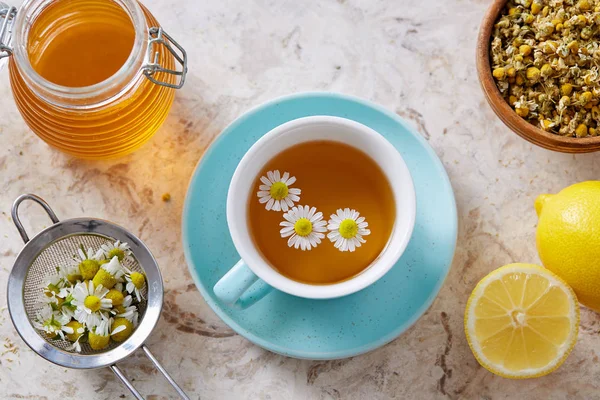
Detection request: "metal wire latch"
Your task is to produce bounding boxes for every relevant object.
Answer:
[0,3,16,62]
[142,27,187,89]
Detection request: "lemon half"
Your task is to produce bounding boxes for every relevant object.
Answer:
[465,263,579,379]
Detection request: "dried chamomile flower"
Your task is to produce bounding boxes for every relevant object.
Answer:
[71,280,112,328]
[33,240,143,353]
[100,240,132,262]
[105,289,125,306]
[89,315,112,350]
[32,304,72,340]
[73,246,102,280]
[490,0,600,137]
[92,256,125,290]
[124,270,146,302]
[111,317,134,342]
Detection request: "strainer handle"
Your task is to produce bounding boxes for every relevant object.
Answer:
[12,194,60,243]
[110,345,190,400]
[110,365,144,400]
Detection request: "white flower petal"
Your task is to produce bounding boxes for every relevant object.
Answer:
[266,198,275,210]
[310,211,323,223]
[272,200,281,212]
[111,325,127,335]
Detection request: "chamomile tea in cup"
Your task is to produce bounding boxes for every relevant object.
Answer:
[214,116,415,308]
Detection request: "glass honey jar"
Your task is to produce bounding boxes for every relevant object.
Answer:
[0,0,187,159]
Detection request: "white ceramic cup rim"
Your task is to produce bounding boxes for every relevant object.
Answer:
[226,116,416,299]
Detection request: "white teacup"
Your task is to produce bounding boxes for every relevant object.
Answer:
[214,116,416,309]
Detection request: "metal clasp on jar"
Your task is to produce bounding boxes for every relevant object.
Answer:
[0,3,187,89]
[0,3,17,62]
[142,27,187,89]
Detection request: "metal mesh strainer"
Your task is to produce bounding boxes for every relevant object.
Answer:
[7,194,189,400]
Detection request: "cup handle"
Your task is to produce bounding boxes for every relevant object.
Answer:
[214,260,273,309]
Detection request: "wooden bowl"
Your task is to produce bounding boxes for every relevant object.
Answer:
[477,0,600,153]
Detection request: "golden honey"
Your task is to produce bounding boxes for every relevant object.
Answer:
[248,141,396,285]
[7,0,177,159]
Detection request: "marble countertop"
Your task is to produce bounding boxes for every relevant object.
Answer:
[2,0,600,399]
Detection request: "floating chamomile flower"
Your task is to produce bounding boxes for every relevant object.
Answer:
[100,240,132,262]
[280,205,327,251]
[72,246,103,280]
[89,315,112,350]
[71,281,112,328]
[257,170,301,212]
[93,256,125,290]
[32,304,72,340]
[327,208,371,252]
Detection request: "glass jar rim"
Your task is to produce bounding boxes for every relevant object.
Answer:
[12,0,148,108]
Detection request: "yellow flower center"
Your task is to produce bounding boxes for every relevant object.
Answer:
[294,218,313,237]
[111,318,134,342]
[339,219,358,239]
[131,272,146,289]
[84,295,102,312]
[106,289,125,306]
[79,259,100,280]
[107,248,125,261]
[67,273,83,284]
[269,182,289,200]
[89,330,110,350]
[92,268,117,290]
[64,320,85,342]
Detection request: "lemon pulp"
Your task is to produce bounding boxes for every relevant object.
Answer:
[464,263,579,379]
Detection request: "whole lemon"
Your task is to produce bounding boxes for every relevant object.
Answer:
[536,181,600,311]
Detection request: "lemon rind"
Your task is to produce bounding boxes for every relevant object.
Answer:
[464,263,580,379]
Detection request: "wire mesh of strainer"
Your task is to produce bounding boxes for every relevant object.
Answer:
[8,194,189,400]
[24,233,148,354]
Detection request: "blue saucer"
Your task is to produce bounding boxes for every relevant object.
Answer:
[182,92,457,359]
